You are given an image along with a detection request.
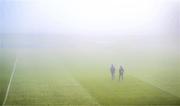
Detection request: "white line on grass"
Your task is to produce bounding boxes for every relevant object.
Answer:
[2,57,18,106]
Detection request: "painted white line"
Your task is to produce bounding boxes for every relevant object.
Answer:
[2,57,17,106]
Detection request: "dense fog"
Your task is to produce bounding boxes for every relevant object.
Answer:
[0,0,179,54]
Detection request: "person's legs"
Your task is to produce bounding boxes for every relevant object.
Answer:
[111,73,113,80]
[113,72,116,80]
[111,72,114,80]
[120,73,123,80]
[113,73,114,80]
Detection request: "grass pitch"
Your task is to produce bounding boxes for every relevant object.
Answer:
[0,48,180,106]
[0,48,16,105]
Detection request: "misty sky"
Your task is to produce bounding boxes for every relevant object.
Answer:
[0,0,179,50]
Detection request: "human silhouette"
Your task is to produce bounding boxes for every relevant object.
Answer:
[110,64,115,80]
[119,65,124,81]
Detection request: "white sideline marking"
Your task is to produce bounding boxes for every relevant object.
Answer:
[2,57,17,106]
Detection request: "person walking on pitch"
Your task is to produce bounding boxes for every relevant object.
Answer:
[119,65,125,81]
[110,64,115,80]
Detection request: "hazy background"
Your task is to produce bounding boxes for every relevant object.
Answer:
[0,0,179,53]
[0,0,180,105]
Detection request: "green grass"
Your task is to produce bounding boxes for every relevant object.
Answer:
[129,54,180,98]
[1,48,180,106]
[72,72,180,105]
[0,48,16,105]
[67,53,180,105]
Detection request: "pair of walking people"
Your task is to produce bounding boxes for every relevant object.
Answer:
[110,64,124,81]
